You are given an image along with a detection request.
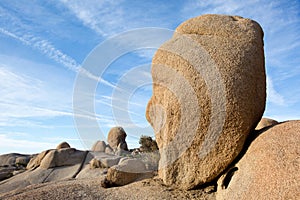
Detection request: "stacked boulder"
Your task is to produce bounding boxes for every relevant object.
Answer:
[107,127,129,151]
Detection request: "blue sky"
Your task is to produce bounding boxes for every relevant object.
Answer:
[0,0,299,154]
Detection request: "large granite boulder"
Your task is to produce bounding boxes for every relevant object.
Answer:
[107,127,128,151]
[217,120,300,199]
[146,14,266,189]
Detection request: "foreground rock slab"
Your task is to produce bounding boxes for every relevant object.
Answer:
[146,14,266,189]
[217,120,300,200]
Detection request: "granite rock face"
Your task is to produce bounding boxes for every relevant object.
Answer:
[146,14,266,189]
[217,120,300,199]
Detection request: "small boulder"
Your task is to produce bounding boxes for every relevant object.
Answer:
[107,127,128,151]
[255,117,278,130]
[91,140,107,152]
[15,156,30,167]
[105,158,153,186]
[99,156,121,168]
[56,141,71,149]
[90,158,103,169]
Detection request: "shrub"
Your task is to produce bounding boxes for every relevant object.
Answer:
[139,135,158,152]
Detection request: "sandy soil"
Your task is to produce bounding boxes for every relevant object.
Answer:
[0,177,216,200]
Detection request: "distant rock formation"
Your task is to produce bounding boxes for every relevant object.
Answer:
[146,14,266,189]
[255,117,279,130]
[217,120,300,199]
[107,127,128,151]
[0,153,32,181]
[56,141,71,149]
[0,141,154,194]
[91,140,107,152]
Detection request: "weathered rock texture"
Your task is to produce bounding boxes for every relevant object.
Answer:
[146,14,266,189]
[217,120,300,199]
[107,127,128,151]
[255,117,278,130]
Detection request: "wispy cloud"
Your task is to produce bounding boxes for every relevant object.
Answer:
[266,76,285,106]
[0,28,120,90]
[60,0,125,37]
[0,4,117,88]
[0,134,57,154]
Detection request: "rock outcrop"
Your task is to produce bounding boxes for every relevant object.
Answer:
[107,127,128,151]
[146,14,266,189]
[0,153,32,181]
[26,150,51,170]
[255,117,278,130]
[0,153,32,167]
[217,120,300,199]
[40,148,86,169]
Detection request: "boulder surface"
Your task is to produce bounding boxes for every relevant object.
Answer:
[217,120,300,199]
